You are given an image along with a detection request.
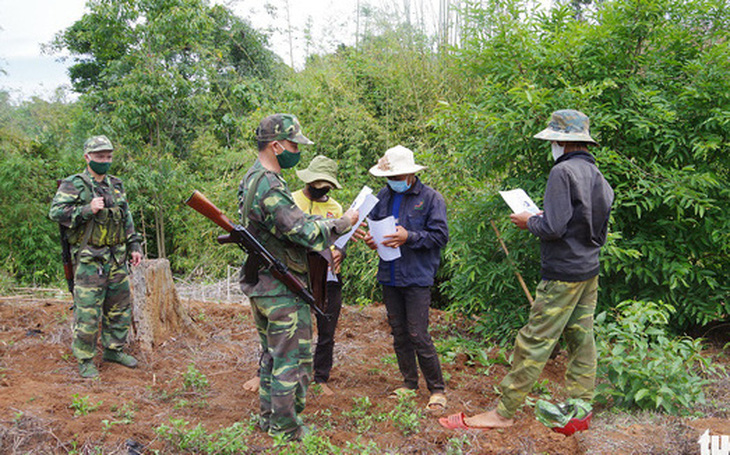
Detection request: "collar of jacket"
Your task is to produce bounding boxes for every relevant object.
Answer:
[555,150,595,165]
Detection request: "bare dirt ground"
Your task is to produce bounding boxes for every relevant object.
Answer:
[0,291,728,454]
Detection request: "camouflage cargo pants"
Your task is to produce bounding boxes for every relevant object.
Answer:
[250,294,312,439]
[497,276,598,419]
[72,258,131,361]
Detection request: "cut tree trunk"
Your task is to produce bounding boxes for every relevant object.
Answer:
[129,258,204,350]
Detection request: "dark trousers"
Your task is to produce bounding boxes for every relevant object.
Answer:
[313,279,343,383]
[382,285,445,393]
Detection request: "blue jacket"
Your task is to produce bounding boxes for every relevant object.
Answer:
[527,151,614,282]
[370,178,449,287]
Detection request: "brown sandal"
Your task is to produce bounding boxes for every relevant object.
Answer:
[426,392,447,415]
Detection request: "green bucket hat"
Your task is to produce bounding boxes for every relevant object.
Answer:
[256,113,313,145]
[296,155,342,189]
[534,109,598,145]
[83,135,114,154]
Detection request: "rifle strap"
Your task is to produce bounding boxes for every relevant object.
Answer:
[241,169,267,229]
[74,172,97,267]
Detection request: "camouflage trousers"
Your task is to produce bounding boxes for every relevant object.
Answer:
[72,258,131,361]
[250,294,312,438]
[497,276,598,419]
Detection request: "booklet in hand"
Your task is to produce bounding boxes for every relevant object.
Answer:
[499,189,540,215]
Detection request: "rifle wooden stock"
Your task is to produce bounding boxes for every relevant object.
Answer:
[185,190,323,316]
[185,190,235,233]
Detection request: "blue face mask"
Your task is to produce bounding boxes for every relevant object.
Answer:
[387,178,411,193]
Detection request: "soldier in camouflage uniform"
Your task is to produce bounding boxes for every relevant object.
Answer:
[238,114,358,440]
[49,136,143,379]
[439,110,614,430]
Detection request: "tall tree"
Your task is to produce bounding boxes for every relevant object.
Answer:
[51,0,283,259]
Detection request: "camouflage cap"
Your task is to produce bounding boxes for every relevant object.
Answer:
[534,110,598,145]
[83,135,114,154]
[256,113,313,145]
[296,155,342,189]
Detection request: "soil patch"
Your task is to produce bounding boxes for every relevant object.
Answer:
[0,295,727,454]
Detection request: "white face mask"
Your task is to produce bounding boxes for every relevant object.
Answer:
[551,142,565,161]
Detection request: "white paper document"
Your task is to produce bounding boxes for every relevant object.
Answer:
[499,189,540,215]
[367,216,402,261]
[333,186,379,249]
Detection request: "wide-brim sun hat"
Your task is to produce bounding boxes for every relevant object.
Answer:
[296,155,342,189]
[534,109,598,145]
[369,145,426,177]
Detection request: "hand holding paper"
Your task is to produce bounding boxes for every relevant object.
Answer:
[367,216,401,261]
[334,186,379,249]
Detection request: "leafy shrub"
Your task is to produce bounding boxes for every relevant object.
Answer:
[182,364,209,392]
[69,394,103,417]
[595,300,720,414]
[154,418,250,454]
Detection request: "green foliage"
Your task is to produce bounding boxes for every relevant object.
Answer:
[69,394,103,416]
[0,94,83,286]
[433,0,730,333]
[387,388,423,435]
[181,364,209,392]
[595,300,721,414]
[343,396,382,434]
[154,418,250,454]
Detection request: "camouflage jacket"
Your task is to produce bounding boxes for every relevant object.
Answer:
[49,169,142,266]
[237,160,350,297]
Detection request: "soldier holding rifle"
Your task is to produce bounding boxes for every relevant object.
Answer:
[238,114,358,441]
[49,135,143,379]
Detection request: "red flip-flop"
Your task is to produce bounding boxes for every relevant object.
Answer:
[438,412,488,431]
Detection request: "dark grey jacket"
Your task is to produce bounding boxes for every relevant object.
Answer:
[527,151,614,282]
[370,178,449,287]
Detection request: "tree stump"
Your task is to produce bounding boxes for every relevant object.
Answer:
[129,259,205,350]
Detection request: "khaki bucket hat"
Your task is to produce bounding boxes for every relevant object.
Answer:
[534,110,598,145]
[296,155,342,189]
[369,145,426,177]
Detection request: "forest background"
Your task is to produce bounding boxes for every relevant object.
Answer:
[0,0,728,403]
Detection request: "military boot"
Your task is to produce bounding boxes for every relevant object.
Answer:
[102,349,138,368]
[78,360,99,378]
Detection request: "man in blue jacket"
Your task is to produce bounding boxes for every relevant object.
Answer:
[364,145,449,414]
[440,109,614,431]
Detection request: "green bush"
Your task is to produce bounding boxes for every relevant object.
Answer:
[594,300,720,414]
[154,418,250,454]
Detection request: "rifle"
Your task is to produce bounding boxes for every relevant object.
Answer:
[56,180,75,295]
[185,190,326,318]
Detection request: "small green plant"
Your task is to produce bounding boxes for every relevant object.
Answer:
[388,388,422,435]
[155,418,250,454]
[69,394,103,416]
[595,300,721,414]
[381,354,398,365]
[299,430,340,455]
[182,364,209,392]
[445,434,474,455]
[110,402,136,424]
[343,436,381,454]
[343,396,381,434]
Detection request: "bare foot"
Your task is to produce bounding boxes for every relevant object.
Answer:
[319,383,334,396]
[243,376,260,393]
[464,409,514,428]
